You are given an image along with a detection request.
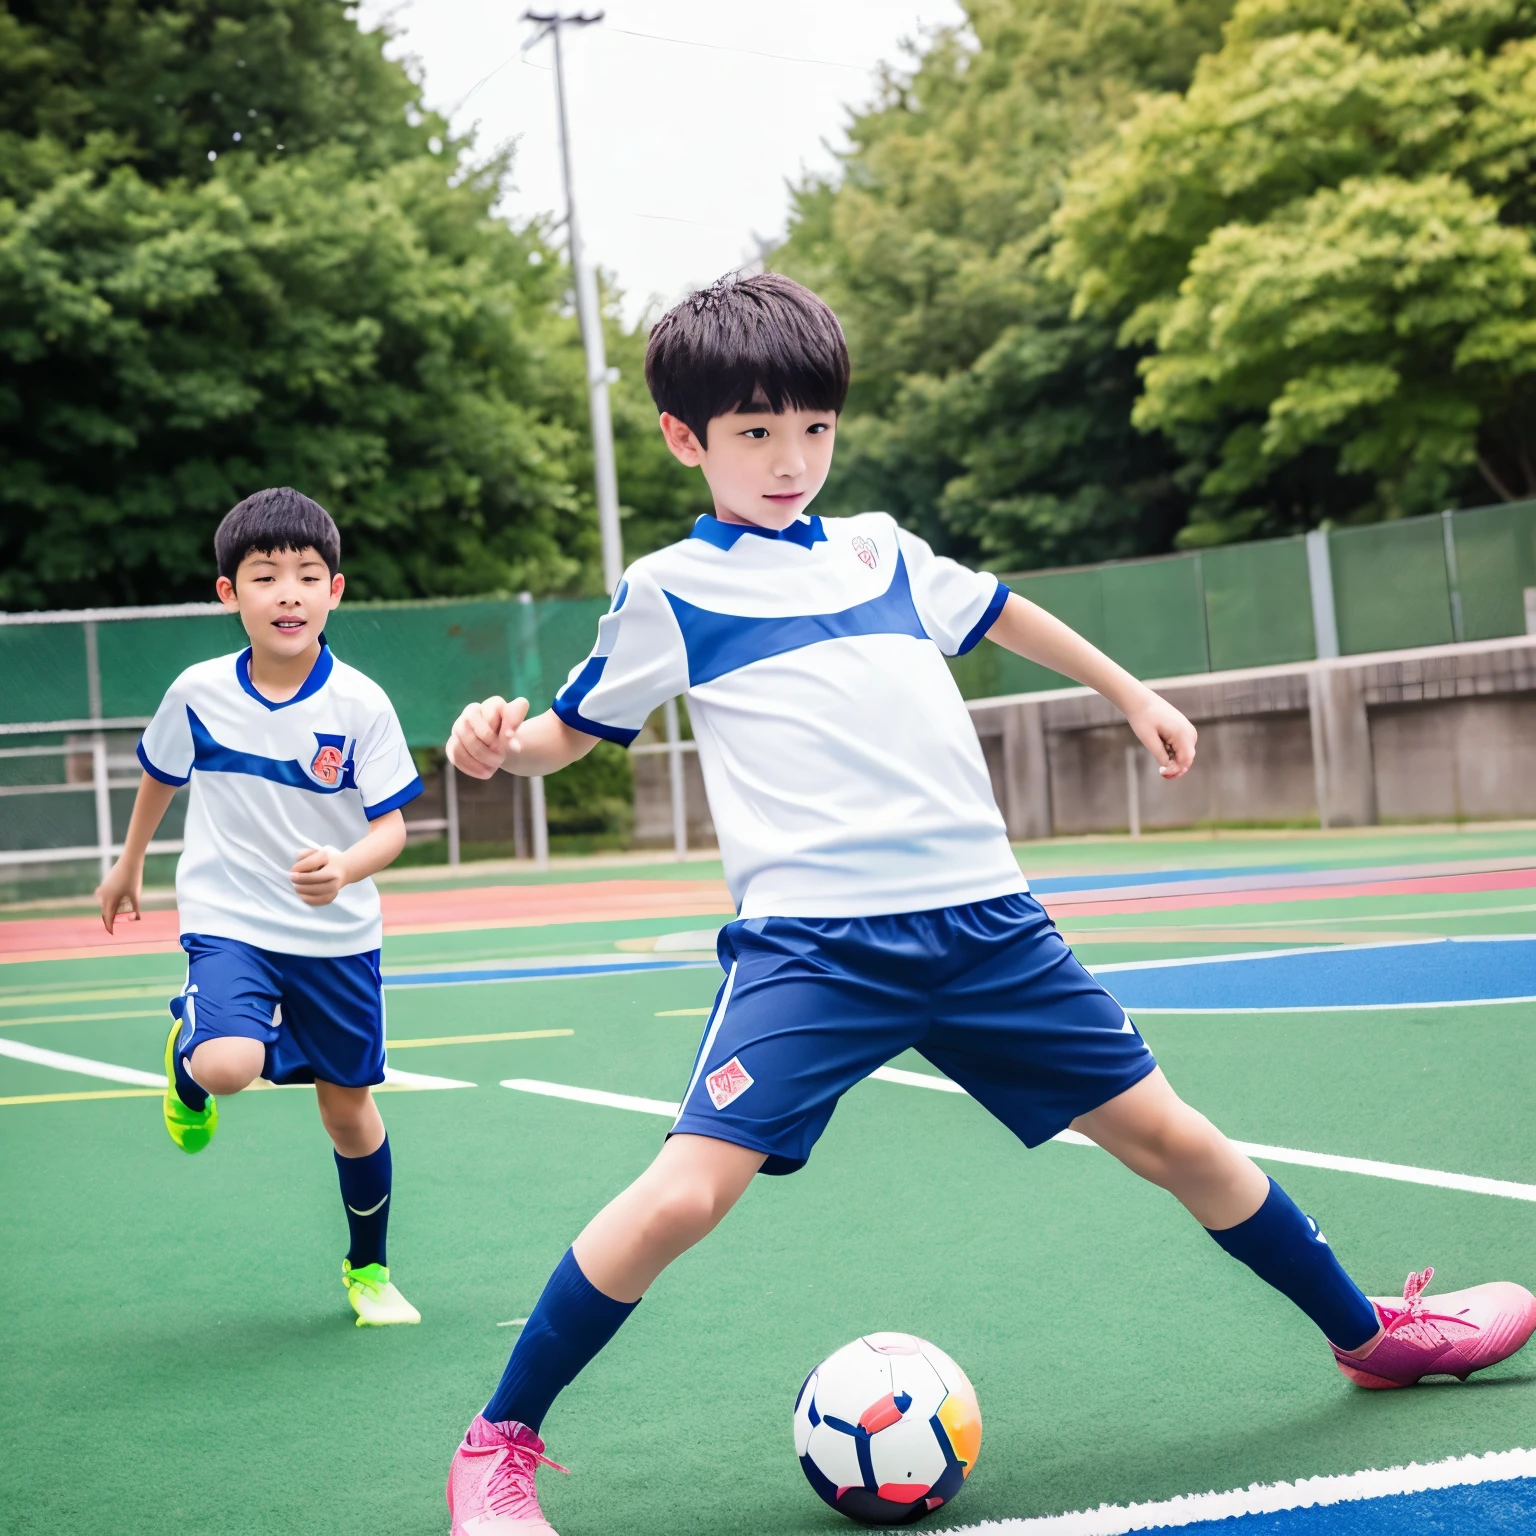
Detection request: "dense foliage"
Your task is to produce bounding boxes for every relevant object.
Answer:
[0,0,703,609]
[774,0,1235,571]
[1053,0,1536,542]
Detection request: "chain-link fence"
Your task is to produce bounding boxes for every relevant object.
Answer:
[4,498,1535,887]
[949,498,1536,698]
[0,595,606,891]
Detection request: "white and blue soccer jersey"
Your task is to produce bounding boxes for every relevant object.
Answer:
[552,511,1024,919]
[137,642,422,956]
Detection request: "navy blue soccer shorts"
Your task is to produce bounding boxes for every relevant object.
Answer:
[670,892,1156,1174]
[171,933,386,1089]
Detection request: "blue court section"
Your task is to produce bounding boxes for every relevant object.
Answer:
[1098,938,1536,1012]
[1172,1475,1536,1533]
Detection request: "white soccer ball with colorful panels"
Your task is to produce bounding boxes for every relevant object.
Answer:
[793,1332,982,1525]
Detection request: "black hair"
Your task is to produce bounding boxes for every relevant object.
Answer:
[644,272,850,445]
[215,487,341,582]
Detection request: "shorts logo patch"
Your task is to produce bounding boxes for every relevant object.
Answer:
[851,535,878,570]
[310,743,346,785]
[705,1056,754,1110]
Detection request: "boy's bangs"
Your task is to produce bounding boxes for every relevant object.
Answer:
[645,272,850,442]
[215,486,341,581]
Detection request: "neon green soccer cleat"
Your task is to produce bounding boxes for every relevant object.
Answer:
[343,1260,421,1327]
[162,1020,217,1154]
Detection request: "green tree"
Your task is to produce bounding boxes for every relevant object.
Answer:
[774,0,1233,571]
[0,0,694,608]
[1053,0,1536,543]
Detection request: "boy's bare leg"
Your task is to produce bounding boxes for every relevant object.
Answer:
[187,1036,265,1097]
[315,1080,385,1158]
[1073,1067,1386,1351]
[573,1132,767,1303]
[1069,1067,1269,1229]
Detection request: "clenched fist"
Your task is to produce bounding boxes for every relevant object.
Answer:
[446,695,530,780]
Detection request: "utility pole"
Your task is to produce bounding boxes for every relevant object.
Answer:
[523,9,624,595]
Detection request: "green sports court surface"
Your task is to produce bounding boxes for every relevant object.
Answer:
[3,826,1536,1534]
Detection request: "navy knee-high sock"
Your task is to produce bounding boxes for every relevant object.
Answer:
[1207,1177,1378,1349]
[485,1248,639,1432]
[335,1137,392,1270]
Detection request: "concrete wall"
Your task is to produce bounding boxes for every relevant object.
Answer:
[972,635,1536,836]
[631,636,1536,845]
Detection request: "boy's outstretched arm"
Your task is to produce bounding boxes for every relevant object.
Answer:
[96,773,179,932]
[987,593,1197,778]
[446,695,599,780]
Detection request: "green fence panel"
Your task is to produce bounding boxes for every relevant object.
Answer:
[100,613,246,718]
[1331,517,1454,654]
[327,598,606,746]
[1452,500,1536,642]
[0,597,608,745]
[1201,538,1315,670]
[0,624,91,723]
[1012,567,1107,648]
[947,644,1072,699]
[1101,556,1210,678]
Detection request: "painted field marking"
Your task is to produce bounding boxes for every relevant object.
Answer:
[932,1446,1536,1535]
[656,1007,711,1017]
[500,1072,1536,1202]
[496,1318,528,1328]
[0,984,175,1008]
[0,1037,162,1087]
[0,1037,472,1093]
[0,1088,163,1107]
[872,1069,1536,1200]
[380,1066,475,1090]
[502,1078,682,1117]
[2,1009,169,1029]
[1133,997,1536,1015]
[386,1029,574,1049]
[1067,900,1536,933]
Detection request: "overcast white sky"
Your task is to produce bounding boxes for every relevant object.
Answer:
[358,0,966,324]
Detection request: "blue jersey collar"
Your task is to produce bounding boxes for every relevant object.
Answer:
[690,514,826,551]
[236,636,334,710]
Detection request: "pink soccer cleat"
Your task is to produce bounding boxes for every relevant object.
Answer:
[446,1415,568,1534]
[1332,1266,1536,1388]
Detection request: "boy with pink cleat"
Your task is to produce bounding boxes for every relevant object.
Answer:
[442,274,1536,1533]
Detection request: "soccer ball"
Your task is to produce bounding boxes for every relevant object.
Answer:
[793,1331,982,1525]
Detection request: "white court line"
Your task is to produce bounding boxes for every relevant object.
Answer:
[0,1037,162,1086]
[500,1072,1536,1202]
[502,1078,682,1116]
[0,1037,472,1091]
[1133,996,1536,1014]
[381,1066,474,1090]
[868,1067,1536,1201]
[933,1447,1536,1534]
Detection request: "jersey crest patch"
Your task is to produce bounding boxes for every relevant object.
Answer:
[310,741,346,785]
[705,1055,754,1110]
[851,535,879,570]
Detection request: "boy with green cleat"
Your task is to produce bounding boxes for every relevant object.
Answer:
[98,488,424,1327]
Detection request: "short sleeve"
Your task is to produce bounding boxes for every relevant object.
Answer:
[552,567,690,746]
[354,699,424,819]
[137,680,194,786]
[895,526,1009,656]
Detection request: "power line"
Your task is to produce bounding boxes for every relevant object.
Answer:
[609,25,869,71]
